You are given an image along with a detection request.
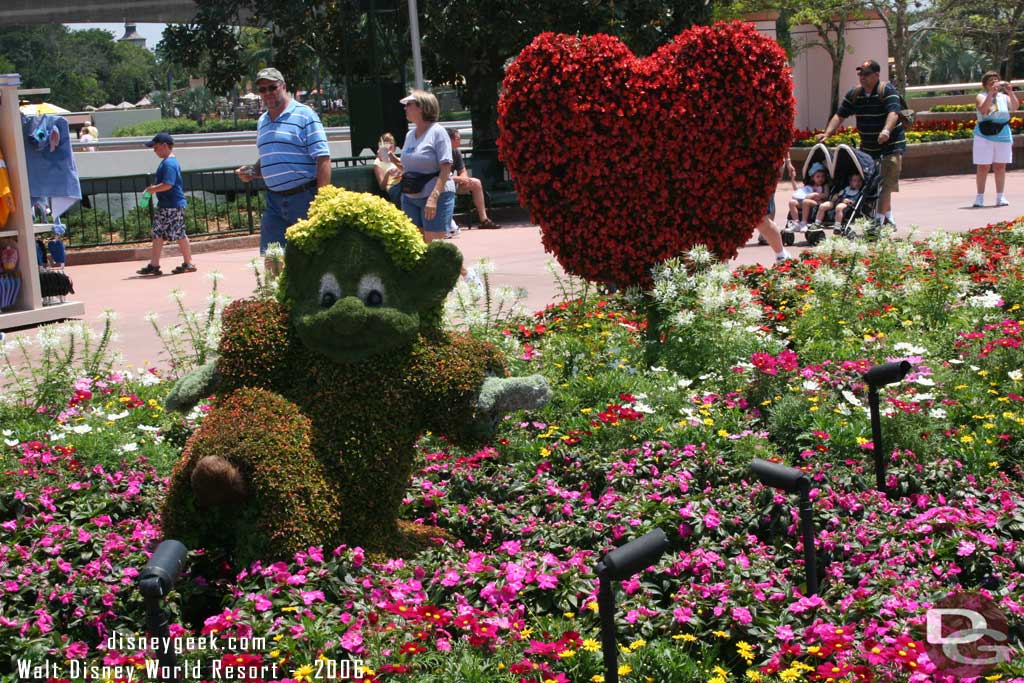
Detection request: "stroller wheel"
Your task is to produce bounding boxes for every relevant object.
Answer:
[782,231,794,247]
[834,225,856,240]
[805,229,825,246]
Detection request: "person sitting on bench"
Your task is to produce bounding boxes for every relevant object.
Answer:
[447,128,500,229]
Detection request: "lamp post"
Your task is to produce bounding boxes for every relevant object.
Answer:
[862,361,912,493]
[750,458,819,596]
[138,540,187,683]
[595,529,668,683]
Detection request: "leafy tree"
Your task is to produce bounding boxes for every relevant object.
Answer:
[931,0,1024,78]
[107,42,159,105]
[420,1,715,156]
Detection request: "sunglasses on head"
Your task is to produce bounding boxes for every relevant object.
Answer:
[258,84,279,93]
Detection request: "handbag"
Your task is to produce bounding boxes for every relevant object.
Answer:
[978,120,1008,136]
[401,172,439,194]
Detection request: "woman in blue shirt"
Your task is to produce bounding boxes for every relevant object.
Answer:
[973,71,1019,207]
[398,90,456,242]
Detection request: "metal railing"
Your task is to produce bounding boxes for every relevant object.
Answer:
[60,155,376,248]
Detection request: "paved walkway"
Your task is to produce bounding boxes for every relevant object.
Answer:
[3,170,1022,370]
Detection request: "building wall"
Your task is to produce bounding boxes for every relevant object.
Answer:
[749,13,890,132]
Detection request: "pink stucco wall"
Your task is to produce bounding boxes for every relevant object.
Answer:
[750,15,890,132]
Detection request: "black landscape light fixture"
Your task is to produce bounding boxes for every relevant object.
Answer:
[595,529,669,683]
[750,458,819,596]
[138,540,187,683]
[862,360,912,493]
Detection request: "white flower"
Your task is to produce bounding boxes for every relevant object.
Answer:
[967,291,1003,309]
[914,393,935,402]
[961,245,987,267]
[136,372,162,386]
[119,443,139,453]
[2,429,12,436]
[893,342,928,356]
[98,309,118,322]
[207,270,224,282]
[144,311,160,324]
[247,258,261,273]
[842,390,862,407]
[676,378,694,390]
[168,288,184,302]
[632,401,655,414]
[913,377,935,387]
[1009,369,1023,381]
[673,310,696,327]
[137,424,161,432]
[928,408,947,419]
[802,380,820,391]
[106,410,130,421]
[4,439,18,447]
[70,424,92,434]
[265,242,285,259]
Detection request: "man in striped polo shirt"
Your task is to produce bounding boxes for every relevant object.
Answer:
[236,67,331,254]
[817,60,906,225]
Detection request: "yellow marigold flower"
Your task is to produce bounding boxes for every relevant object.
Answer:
[540,447,551,457]
[558,650,576,659]
[717,429,729,438]
[713,630,730,639]
[746,670,763,681]
[618,665,632,675]
[583,638,601,652]
[292,664,315,682]
[628,639,646,651]
[779,668,801,682]
[591,676,605,683]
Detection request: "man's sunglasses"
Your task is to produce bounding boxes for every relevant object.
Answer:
[257,84,279,93]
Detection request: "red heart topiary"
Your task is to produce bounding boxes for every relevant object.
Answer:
[498,21,794,288]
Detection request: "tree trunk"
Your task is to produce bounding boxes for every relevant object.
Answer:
[893,1,908,93]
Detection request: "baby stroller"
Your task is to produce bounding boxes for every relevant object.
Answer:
[782,143,831,247]
[826,144,881,240]
[784,144,882,246]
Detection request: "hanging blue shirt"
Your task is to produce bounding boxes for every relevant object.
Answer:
[21,114,81,218]
[155,156,187,208]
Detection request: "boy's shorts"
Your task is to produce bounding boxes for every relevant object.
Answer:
[153,207,187,241]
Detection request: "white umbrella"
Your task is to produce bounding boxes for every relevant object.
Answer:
[116,101,136,109]
[98,103,117,110]
[135,96,152,107]
[241,92,261,100]
[84,105,98,111]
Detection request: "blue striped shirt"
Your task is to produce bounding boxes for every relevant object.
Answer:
[257,100,330,192]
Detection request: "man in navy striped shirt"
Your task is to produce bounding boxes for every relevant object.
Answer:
[817,60,906,225]
[236,68,331,254]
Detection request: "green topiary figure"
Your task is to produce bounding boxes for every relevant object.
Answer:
[161,188,549,564]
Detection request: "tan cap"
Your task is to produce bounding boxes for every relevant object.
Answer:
[255,67,284,82]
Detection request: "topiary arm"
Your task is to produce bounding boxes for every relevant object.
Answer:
[475,375,551,415]
[164,359,220,412]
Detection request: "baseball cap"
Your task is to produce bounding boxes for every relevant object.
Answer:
[255,67,284,82]
[856,60,881,75]
[399,94,417,105]
[144,132,174,147]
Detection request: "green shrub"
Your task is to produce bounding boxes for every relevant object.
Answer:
[930,103,976,112]
[61,206,114,245]
[321,113,350,127]
[199,119,259,133]
[112,118,200,137]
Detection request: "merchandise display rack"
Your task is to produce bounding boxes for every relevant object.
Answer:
[0,76,84,327]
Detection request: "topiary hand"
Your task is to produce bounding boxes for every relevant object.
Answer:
[165,359,220,412]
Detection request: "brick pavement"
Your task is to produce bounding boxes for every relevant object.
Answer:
[3,170,1022,370]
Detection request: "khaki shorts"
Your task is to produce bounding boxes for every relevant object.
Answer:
[880,154,902,192]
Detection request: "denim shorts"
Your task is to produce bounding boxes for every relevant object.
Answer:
[261,186,317,254]
[402,191,455,233]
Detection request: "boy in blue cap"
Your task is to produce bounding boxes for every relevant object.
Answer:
[136,132,195,276]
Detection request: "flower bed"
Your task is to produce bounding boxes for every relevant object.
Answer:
[794,117,1024,147]
[4,220,1024,682]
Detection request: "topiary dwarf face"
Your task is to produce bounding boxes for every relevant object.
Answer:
[282,188,462,363]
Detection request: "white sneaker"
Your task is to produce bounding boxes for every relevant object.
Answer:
[997,197,1010,207]
[973,197,985,208]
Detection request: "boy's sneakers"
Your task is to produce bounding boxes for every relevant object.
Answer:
[136,263,162,276]
[171,262,197,274]
[973,196,985,208]
[775,251,793,265]
[997,196,1010,207]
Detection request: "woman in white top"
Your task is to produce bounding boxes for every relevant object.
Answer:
[973,71,1019,207]
[398,90,455,243]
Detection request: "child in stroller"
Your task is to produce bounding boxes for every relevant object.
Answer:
[785,162,829,238]
[812,172,863,236]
